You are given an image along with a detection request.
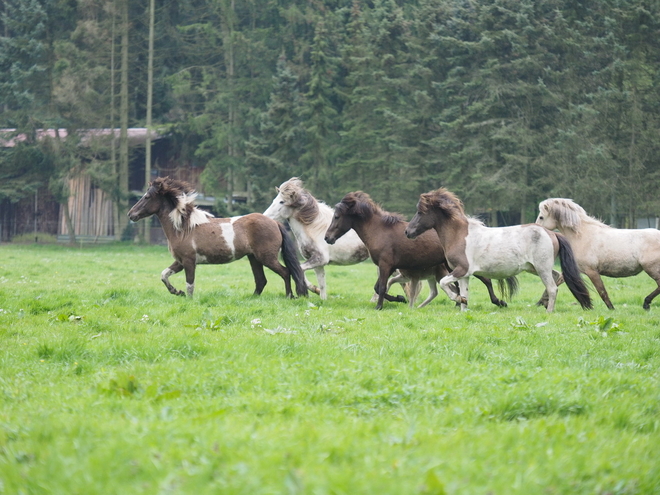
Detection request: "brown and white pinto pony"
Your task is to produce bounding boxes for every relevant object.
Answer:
[324,191,513,310]
[537,198,660,310]
[127,177,307,298]
[405,188,592,312]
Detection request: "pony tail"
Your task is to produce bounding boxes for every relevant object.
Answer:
[497,276,519,301]
[278,223,308,297]
[556,234,592,309]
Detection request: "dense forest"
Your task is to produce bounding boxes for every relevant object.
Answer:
[1,0,659,226]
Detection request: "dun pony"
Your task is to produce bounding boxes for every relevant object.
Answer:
[537,198,660,310]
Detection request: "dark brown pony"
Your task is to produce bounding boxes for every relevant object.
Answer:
[127,177,307,298]
[324,191,514,310]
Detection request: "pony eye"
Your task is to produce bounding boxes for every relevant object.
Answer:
[539,216,544,220]
[280,201,284,205]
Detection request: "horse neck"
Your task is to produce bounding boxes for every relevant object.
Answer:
[433,214,469,249]
[289,202,332,241]
[154,203,183,241]
[349,212,393,249]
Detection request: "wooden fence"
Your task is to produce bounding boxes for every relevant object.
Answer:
[59,175,115,239]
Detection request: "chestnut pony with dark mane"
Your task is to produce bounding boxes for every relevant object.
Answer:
[405,188,592,312]
[127,177,307,298]
[324,191,514,310]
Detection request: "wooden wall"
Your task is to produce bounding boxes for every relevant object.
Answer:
[59,175,114,238]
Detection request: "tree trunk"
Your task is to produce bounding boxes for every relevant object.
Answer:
[144,0,155,243]
[222,0,236,213]
[110,0,119,238]
[117,0,129,239]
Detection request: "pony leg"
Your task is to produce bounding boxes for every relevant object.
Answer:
[299,260,323,297]
[406,278,422,308]
[581,268,614,310]
[312,267,326,299]
[474,275,506,308]
[537,269,558,313]
[373,266,402,310]
[161,261,185,296]
[182,260,196,297]
[440,274,467,306]
[535,270,564,308]
[641,268,660,310]
[247,254,270,296]
[370,267,383,303]
[643,287,660,310]
[417,279,437,308]
[386,271,407,292]
[457,278,469,311]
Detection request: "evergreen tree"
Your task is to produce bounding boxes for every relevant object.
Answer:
[298,18,341,200]
[246,53,305,207]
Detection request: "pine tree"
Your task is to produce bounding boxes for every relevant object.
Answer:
[246,53,305,207]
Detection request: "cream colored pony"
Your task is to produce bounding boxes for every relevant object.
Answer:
[537,198,660,310]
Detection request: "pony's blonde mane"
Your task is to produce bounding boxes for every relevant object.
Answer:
[278,178,320,226]
[150,177,213,233]
[539,198,607,233]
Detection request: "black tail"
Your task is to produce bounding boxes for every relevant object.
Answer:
[557,234,592,309]
[497,276,519,301]
[278,223,308,297]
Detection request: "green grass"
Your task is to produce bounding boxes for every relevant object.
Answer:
[0,243,659,494]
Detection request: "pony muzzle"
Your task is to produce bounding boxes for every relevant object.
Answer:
[127,211,142,222]
[324,235,336,245]
[405,228,418,239]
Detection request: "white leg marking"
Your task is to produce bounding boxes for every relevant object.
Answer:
[440,275,462,303]
[458,278,469,311]
[161,268,175,283]
[186,282,194,297]
[313,267,327,300]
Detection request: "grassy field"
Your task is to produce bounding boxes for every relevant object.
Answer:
[0,243,659,494]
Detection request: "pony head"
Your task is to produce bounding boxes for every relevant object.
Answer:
[264,177,320,225]
[334,192,404,225]
[326,191,403,244]
[127,176,212,232]
[406,188,465,239]
[536,198,584,232]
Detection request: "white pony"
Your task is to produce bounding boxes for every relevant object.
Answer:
[405,188,592,312]
[537,198,660,310]
[264,178,370,299]
[264,178,436,306]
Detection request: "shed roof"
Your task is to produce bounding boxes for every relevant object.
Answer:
[0,128,163,148]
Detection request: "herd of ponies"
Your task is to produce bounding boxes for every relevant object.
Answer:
[127,176,660,312]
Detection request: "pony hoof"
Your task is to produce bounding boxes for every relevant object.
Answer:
[395,295,407,304]
[310,286,321,295]
[498,301,508,308]
[175,291,185,297]
[643,303,651,311]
